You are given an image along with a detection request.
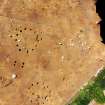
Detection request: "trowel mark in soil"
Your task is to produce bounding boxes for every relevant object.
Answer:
[0,75,13,88]
[66,67,105,105]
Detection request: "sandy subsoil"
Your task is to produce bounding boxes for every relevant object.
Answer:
[0,0,104,105]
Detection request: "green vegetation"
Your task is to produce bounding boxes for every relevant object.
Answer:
[66,67,105,105]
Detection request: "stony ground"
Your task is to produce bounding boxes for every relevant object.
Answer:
[0,0,104,105]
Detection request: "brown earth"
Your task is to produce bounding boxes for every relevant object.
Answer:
[0,0,104,105]
[89,100,105,105]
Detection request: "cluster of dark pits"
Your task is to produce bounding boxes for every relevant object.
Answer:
[13,60,25,69]
[9,25,43,54]
[26,81,52,105]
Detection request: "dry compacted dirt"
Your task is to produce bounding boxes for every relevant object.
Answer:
[0,0,104,105]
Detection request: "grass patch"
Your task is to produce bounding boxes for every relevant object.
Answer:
[66,68,105,105]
